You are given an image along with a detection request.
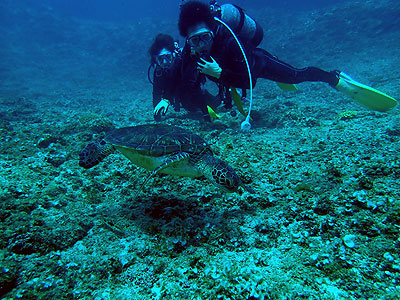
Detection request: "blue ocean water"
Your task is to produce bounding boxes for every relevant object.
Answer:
[1,0,362,94]
[29,0,347,22]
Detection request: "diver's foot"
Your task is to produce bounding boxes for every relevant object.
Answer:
[332,71,397,111]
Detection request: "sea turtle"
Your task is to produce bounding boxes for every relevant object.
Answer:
[79,124,254,194]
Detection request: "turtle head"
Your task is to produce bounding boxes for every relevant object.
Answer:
[197,154,254,194]
[79,140,114,169]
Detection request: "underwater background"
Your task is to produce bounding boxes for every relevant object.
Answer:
[1,0,400,299]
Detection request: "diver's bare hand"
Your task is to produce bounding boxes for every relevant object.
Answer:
[197,57,221,79]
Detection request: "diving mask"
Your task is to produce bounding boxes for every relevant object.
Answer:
[187,31,214,48]
[155,50,174,68]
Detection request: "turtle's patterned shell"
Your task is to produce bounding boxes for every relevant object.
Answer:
[105,124,210,157]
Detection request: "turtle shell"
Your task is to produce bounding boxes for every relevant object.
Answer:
[105,124,210,157]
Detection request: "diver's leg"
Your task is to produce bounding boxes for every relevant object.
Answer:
[253,49,339,86]
[254,50,398,111]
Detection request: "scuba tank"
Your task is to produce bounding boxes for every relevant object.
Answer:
[210,1,263,47]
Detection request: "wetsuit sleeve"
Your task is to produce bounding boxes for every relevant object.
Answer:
[152,69,163,108]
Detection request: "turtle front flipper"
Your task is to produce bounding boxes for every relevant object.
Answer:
[134,152,190,198]
[196,154,255,194]
[79,140,115,169]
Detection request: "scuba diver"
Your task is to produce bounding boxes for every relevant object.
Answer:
[148,33,181,122]
[178,1,397,129]
[148,33,229,122]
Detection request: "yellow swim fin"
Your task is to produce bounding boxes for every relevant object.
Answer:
[276,82,298,91]
[231,87,247,117]
[207,105,220,119]
[335,72,397,112]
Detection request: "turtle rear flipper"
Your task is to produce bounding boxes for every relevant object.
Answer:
[79,140,114,169]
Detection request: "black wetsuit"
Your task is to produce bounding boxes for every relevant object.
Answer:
[175,57,218,116]
[183,25,339,90]
[152,56,221,121]
[152,60,180,111]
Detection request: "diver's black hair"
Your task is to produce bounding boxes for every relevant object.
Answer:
[149,34,175,64]
[178,1,215,37]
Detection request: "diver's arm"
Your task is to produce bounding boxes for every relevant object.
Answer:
[152,69,164,108]
[152,87,163,108]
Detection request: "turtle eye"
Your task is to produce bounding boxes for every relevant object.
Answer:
[224,179,234,189]
[224,177,239,192]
